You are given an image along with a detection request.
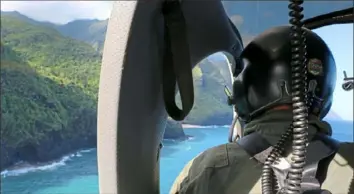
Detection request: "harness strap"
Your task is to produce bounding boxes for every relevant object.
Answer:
[301,133,340,192]
[236,132,273,163]
[162,1,194,121]
[236,132,339,193]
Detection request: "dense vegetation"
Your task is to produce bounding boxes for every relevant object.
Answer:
[1,14,100,147]
[54,19,108,53]
[0,14,103,169]
[184,59,233,125]
[0,11,230,169]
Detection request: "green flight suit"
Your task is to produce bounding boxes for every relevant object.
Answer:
[170,109,354,194]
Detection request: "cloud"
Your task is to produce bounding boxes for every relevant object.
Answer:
[0,1,113,24]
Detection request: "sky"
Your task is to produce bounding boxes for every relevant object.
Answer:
[1,1,353,120]
[0,1,113,24]
[314,24,353,121]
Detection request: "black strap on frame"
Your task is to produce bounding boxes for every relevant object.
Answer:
[161,1,194,121]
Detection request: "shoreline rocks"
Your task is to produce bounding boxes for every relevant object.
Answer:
[164,119,187,140]
[0,119,187,172]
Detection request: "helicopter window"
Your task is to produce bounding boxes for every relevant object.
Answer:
[221,1,353,143]
[314,24,353,142]
[1,2,352,194]
[222,1,353,37]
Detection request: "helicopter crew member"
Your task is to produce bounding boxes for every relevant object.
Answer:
[170,26,354,194]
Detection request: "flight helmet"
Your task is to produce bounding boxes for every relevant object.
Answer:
[231,26,336,122]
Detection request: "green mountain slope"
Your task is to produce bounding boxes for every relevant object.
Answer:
[54,19,108,53]
[0,14,101,170]
[184,59,233,125]
[1,13,102,97]
[1,42,98,169]
[0,14,185,171]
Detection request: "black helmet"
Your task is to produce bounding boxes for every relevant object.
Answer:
[232,26,336,121]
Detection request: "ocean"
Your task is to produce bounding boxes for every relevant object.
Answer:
[1,120,353,194]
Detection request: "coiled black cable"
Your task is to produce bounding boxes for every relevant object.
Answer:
[260,0,309,194]
[286,0,309,193]
[261,126,293,194]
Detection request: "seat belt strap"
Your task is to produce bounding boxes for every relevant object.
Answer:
[162,0,194,121]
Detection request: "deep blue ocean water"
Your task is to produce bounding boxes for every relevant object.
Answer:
[1,120,353,194]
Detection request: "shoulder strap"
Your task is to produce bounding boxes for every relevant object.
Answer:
[312,133,339,185]
[237,132,340,193]
[162,1,194,121]
[300,133,339,192]
[236,132,272,163]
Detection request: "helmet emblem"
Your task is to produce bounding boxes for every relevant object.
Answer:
[307,58,323,76]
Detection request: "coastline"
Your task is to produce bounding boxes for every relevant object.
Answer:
[182,124,230,129]
[1,125,228,177]
[0,148,95,178]
[182,124,203,128]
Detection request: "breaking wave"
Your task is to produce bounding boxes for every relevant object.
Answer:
[1,148,95,178]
